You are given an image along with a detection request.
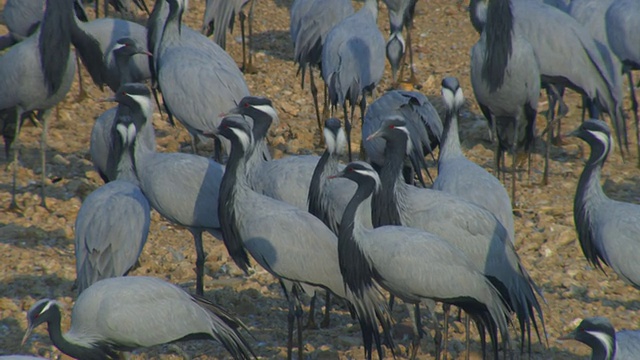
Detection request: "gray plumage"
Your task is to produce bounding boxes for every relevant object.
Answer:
[606,0,640,165]
[154,0,250,156]
[0,0,44,49]
[382,0,419,84]
[321,0,385,160]
[469,0,540,201]
[290,0,354,133]
[368,117,546,351]
[22,277,255,359]
[202,0,249,47]
[74,180,151,294]
[470,0,626,152]
[332,161,510,359]
[561,316,640,360]
[570,119,640,288]
[216,115,392,360]
[110,83,225,296]
[1,0,76,209]
[362,89,442,186]
[434,77,515,244]
[72,16,150,92]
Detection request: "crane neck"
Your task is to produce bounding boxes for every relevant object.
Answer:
[70,16,108,90]
[218,136,252,274]
[39,0,74,97]
[115,53,134,87]
[371,137,405,227]
[482,0,513,92]
[363,0,379,20]
[45,305,106,359]
[308,150,342,233]
[439,109,464,161]
[160,0,183,48]
[147,0,169,81]
[469,0,487,33]
[337,175,380,298]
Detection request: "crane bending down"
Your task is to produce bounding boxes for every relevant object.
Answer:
[22,277,255,359]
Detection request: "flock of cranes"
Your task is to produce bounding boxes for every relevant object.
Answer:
[2,0,640,359]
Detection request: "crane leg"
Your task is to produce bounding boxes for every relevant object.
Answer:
[464,313,470,360]
[295,292,304,360]
[320,291,331,328]
[75,52,89,102]
[343,104,352,161]
[286,294,295,360]
[442,304,450,360]
[239,10,249,73]
[322,83,330,121]
[9,107,23,211]
[542,87,558,187]
[38,109,52,210]
[95,0,100,18]
[358,97,367,160]
[626,70,640,167]
[511,118,518,208]
[308,67,324,142]
[407,303,422,360]
[240,0,258,74]
[192,230,206,296]
[304,293,319,329]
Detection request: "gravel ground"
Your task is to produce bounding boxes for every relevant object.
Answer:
[1,0,640,359]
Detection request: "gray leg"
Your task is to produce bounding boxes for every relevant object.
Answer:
[191,230,206,295]
[320,291,331,328]
[343,104,352,162]
[627,70,640,168]
[38,109,52,209]
[305,293,319,329]
[309,67,323,139]
[9,107,23,211]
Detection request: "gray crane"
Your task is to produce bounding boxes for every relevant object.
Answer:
[469,0,626,159]
[367,117,546,354]
[330,161,510,360]
[361,89,442,186]
[290,0,354,136]
[469,0,540,203]
[321,0,385,161]
[71,15,151,93]
[153,0,250,158]
[201,0,257,73]
[560,316,640,359]
[570,119,640,288]
[109,83,225,296]
[434,77,515,243]
[0,0,45,50]
[382,0,420,87]
[606,0,640,166]
[1,0,76,210]
[214,115,393,360]
[74,181,151,294]
[22,276,255,359]
[90,41,155,183]
[75,84,153,294]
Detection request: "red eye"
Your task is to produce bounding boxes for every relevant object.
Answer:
[121,91,126,95]
[347,167,353,172]
[389,125,395,129]
[244,102,250,108]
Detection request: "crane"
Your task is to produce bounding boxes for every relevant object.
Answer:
[109,83,225,296]
[1,0,76,210]
[382,0,420,87]
[290,0,354,136]
[22,276,255,359]
[322,0,385,161]
[434,77,515,243]
[214,114,393,360]
[570,119,640,288]
[330,160,511,360]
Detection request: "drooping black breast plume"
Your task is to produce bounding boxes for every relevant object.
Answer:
[40,0,74,96]
[483,0,514,92]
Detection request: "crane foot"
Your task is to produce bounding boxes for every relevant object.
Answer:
[241,63,258,74]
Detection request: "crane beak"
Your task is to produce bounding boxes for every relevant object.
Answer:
[557,329,578,341]
[202,128,219,139]
[366,129,383,141]
[99,96,117,103]
[21,325,34,346]
[566,129,580,138]
[140,50,153,57]
[327,169,346,180]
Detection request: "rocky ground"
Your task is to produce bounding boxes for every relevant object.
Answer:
[2,0,640,359]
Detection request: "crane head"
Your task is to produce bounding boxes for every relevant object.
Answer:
[559,317,616,360]
[366,116,413,155]
[22,299,62,346]
[386,33,405,85]
[113,37,153,59]
[329,161,381,194]
[441,77,465,113]
[567,119,613,165]
[323,118,347,156]
[217,115,254,153]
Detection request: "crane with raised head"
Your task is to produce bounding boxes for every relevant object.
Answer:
[570,119,640,289]
[109,83,225,296]
[214,114,393,360]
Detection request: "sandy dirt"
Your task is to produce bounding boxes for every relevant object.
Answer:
[1,0,640,359]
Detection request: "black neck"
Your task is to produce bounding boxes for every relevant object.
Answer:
[146,0,167,82]
[337,176,380,297]
[46,306,108,360]
[371,138,405,227]
[308,151,330,218]
[115,53,133,86]
[40,0,74,96]
[482,0,513,92]
[218,138,252,274]
[469,0,486,33]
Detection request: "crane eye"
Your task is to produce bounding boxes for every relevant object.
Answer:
[244,102,250,108]
[389,125,395,129]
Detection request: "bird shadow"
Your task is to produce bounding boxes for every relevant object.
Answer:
[0,221,72,249]
[251,29,294,63]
